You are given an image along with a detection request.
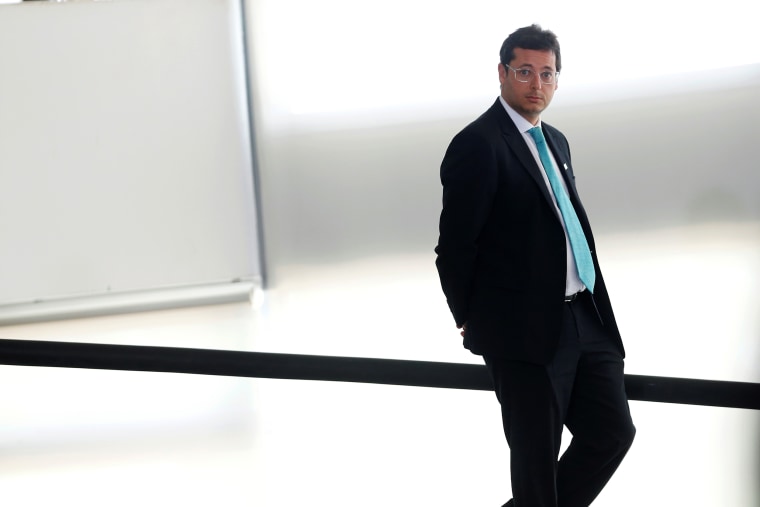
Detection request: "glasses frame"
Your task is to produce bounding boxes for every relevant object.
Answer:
[504,64,559,85]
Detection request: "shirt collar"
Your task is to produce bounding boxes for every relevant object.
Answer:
[498,95,541,134]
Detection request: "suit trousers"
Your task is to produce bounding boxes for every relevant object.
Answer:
[484,291,635,507]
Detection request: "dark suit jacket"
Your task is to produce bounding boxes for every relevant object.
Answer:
[435,99,624,364]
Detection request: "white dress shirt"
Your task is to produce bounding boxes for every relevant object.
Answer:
[499,96,586,296]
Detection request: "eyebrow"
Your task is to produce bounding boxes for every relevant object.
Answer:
[515,63,556,71]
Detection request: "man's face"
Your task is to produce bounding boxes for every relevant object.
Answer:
[498,47,558,125]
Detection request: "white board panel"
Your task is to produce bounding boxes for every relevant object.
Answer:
[0,0,261,319]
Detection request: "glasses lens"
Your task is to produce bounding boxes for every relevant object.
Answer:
[512,67,530,82]
[539,72,555,85]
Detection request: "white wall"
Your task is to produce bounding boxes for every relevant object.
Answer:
[246,0,760,381]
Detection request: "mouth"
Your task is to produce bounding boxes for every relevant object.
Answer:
[526,95,543,103]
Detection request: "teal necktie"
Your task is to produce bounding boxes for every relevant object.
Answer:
[528,126,596,293]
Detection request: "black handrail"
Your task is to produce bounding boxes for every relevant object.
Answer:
[0,338,758,410]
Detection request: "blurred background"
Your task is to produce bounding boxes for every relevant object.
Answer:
[0,0,758,505]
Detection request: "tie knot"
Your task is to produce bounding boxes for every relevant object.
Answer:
[528,126,545,143]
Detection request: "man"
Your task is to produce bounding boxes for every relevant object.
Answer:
[435,25,635,506]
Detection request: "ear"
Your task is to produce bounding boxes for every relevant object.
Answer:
[497,63,507,86]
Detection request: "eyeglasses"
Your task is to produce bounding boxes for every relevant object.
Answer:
[504,64,559,85]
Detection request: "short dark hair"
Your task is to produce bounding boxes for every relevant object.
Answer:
[499,24,561,72]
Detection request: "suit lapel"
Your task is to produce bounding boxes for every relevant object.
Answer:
[489,99,597,248]
[542,128,575,199]
[543,126,594,239]
[490,102,558,214]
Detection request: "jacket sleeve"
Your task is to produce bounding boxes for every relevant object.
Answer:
[434,127,499,327]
